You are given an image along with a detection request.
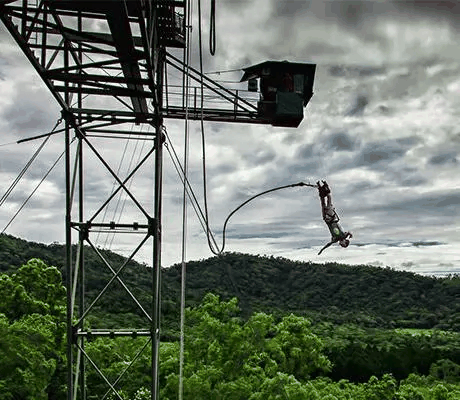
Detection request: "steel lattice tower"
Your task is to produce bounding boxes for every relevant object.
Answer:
[0,1,316,399]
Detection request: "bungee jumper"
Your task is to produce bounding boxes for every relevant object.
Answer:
[317,181,352,255]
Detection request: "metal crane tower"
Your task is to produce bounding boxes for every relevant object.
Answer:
[0,1,316,399]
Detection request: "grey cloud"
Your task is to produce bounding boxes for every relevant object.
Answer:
[328,65,386,77]
[324,131,360,152]
[346,94,369,116]
[357,142,405,166]
[0,57,6,80]
[3,186,62,209]
[392,0,460,24]
[272,1,381,28]
[371,192,460,215]
[0,82,59,135]
[401,261,415,268]
[241,148,277,166]
[400,176,427,187]
[376,105,393,116]
[355,137,419,167]
[287,159,321,179]
[371,164,427,188]
[412,241,444,247]
[227,230,293,240]
[2,107,52,134]
[397,136,420,147]
[273,0,311,18]
[303,42,347,58]
[212,163,238,176]
[349,180,384,192]
[429,152,458,165]
[221,0,253,12]
[295,143,316,160]
[325,1,378,28]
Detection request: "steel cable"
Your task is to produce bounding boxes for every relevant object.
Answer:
[0,118,62,209]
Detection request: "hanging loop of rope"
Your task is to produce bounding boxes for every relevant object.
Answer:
[209,0,216,55]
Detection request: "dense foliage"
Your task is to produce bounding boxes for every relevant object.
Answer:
[0,259,66,399]
[2,234,460,399]
[1,234,460,332]
[85,294,460,400]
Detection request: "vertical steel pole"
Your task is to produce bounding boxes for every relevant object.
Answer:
[151,44,165,400]
[77,12,86,400]
[64,38,73,400]
[152,131,162,400]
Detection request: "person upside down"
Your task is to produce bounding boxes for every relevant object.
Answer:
[317,181,352,255]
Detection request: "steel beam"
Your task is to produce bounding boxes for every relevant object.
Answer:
[0,1,277,399]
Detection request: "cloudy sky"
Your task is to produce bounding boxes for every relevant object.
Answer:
[0,0,459,276]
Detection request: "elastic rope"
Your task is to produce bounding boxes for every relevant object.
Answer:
[212,182,318,255]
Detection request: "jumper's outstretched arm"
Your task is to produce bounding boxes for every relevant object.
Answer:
[318,240,334,255]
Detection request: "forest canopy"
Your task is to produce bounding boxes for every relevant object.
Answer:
[1,234,460,399]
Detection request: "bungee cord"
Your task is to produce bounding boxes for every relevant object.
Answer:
[166,0,319,260]
[165,133,318,256]
[209,182,318,255]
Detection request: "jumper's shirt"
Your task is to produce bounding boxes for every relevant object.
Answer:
[323,205,348,241]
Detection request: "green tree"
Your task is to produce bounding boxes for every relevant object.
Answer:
[0,313,58,400]
[161,293,331,399]
[268,314,331,381]
[0,258,65,322]
[429,360,460,384]
[0,259,66,399]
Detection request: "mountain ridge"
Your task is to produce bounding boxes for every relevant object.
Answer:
[1,233,459,332]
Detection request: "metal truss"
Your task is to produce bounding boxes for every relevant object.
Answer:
[0,1,277,399]
[0,1,168,399]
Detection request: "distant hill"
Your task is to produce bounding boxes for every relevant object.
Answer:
[1,233,460,333]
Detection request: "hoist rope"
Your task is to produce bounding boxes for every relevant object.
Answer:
[106,125,143,249]
[179,0,194,397]
[108,127,149,249]
[163,131,219,250]
[96,123,135,247]
[0,117,62,209]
